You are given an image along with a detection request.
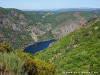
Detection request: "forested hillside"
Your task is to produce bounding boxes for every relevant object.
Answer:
[0,7,100,49]
[35,18,100,75]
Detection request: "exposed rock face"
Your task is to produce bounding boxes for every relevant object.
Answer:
[74,12,87,24]
[0,7,100,48]
[30,31,37,42]
[52,12,87,37]
[52,21,80,37]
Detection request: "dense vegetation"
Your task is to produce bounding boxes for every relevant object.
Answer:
[0,41,56,75]
[0,7,100,75]
[0,7,54,49]
[0,7,100,49]
[35,19,100,75]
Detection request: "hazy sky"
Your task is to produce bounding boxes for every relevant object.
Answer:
[0,0,100,9]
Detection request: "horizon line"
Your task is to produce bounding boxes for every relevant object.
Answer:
[1,7,100,11]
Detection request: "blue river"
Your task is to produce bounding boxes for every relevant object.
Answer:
[24,39,56,54]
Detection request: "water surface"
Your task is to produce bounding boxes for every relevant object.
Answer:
[24,39,56,54]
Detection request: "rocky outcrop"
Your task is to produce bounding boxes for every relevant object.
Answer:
[0,7,100,48]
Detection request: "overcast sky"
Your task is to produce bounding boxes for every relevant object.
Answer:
[0,0,100,9]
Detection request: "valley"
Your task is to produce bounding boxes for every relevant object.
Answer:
[0,7,100,49]
[0,7,100,75]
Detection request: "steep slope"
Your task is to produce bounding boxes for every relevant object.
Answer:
[35,18,100,75]
[0,7,100,49]
[0,7,54,48]
[27,11,100,37]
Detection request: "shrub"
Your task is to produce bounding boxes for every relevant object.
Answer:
[15,49,56,75]
[0,41,12,53]
[0,52,27,75]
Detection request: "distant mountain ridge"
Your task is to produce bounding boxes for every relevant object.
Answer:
[22,8,100,12]
[0,7,100,48]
